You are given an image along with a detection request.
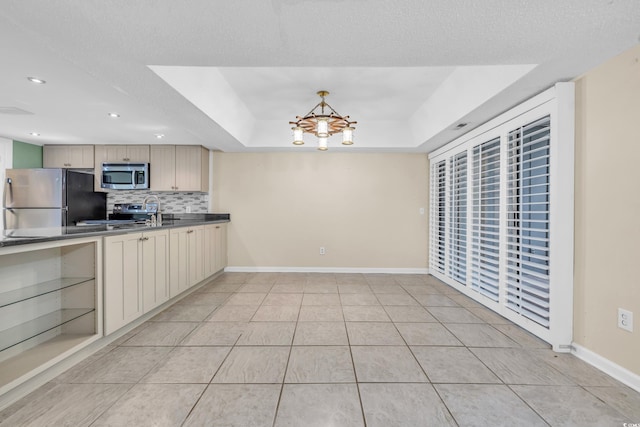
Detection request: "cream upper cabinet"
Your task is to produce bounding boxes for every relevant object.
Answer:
[150,145,177,191]
[43,145,94,168]
[150,145,209,191]
[95,145,150,164]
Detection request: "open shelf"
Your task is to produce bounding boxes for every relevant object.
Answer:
[0,238,101,401]
[0,277,94,308]
[0,308,95,352]
[0,333,97,395]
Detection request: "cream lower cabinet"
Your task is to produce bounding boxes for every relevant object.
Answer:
[141,230,170,313]
[169,226,204,297]
[104,229,169,335]
[204,223,228,277]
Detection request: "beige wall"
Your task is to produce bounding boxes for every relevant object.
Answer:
[213,152,429,269]
[574,44,640,374]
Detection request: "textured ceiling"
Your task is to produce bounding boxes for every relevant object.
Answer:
[0,0,638,152]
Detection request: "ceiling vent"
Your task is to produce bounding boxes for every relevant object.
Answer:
[0,107,34,115]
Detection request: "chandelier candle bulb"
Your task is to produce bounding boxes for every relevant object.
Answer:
[292,126,304,145]
[316,118,329,138]
[318,137,328,151]
[342,127,354,145]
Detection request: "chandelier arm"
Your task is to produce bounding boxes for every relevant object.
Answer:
[321,101,342,118]
[302,101,325,118]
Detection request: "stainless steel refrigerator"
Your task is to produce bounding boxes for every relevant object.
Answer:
[3,168,107,237]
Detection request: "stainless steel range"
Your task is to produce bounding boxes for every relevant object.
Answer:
[110,203,158,220]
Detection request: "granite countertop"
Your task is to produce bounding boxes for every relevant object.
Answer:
[0,213,230,247]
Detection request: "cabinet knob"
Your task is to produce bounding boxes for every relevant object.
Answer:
[215,226,220,229]
[187,229,194,234]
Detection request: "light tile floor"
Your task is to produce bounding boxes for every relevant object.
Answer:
[2,273,640,426]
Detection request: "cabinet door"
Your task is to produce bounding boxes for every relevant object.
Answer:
[67,145,94,168]
[215,223,228,273]
[93,146,108,191]
[43,146,69,167]
[142,229,170,312]
[188,226,205,287]
[126,145,150,163]
[150,145,176,191]
[175,146,202,191]
[104,233,143,335]
[203,224,216,277]
[200,146,210,193]
[102,145,127,162]
[169,227,189,297]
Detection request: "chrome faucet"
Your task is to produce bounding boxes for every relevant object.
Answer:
[142,195,162,225]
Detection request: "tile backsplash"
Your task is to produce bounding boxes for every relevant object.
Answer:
[106,191,209,213]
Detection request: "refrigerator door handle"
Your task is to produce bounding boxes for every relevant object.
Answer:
[3,177,12,208]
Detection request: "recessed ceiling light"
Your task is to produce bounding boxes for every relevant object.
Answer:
[154,133,165,139]
[27,77,46,84]
[29,132,40,136]
[108,112,120,118]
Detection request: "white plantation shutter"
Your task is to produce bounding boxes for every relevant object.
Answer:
[470,138,501,301]
[448,151,467,284]
[429,160,446,274]
[428,84,574,350]
[506,116,551,327]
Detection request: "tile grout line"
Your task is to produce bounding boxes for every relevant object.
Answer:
[348,281,371,427]
[270,279,300,427]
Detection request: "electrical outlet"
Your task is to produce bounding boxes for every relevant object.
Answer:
[185,206,191,213]
[419,207,425,215]
[618,308,633,332]
[319,246,325,255]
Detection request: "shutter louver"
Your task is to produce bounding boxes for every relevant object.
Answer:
[448,152,467,284]
[471,138,501,301]
[430,160,446,274]
[506,116,551,327]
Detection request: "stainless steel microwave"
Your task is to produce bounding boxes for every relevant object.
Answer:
[101,163,149,190]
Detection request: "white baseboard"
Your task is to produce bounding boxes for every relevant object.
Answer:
[572,343,640,393]
[224,266,429,274]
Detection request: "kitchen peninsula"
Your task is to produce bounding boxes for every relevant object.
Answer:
[0,213,229,407]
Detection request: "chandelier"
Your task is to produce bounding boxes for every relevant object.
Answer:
[290,91,357,151]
